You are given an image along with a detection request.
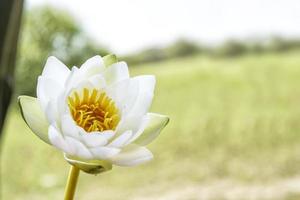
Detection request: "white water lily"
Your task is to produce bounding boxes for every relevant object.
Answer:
[19,55,169,172]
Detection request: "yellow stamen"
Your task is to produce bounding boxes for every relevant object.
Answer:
[68,88,120,133]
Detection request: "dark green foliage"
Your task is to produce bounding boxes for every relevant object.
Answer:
[123,48,167,65]
[124,39,202,65]
[215,40,247,57]
[165,39,200,58]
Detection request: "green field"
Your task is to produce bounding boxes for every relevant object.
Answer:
[2,51,300,199]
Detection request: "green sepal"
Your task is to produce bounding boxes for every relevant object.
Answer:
[18,95,51,144]
[134,113,169,146]
[103,54,118,67]
[64,154,113,175]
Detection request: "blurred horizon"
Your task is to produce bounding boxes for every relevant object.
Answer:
[26,0,300,55]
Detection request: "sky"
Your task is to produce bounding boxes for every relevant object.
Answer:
[26,0,300,55]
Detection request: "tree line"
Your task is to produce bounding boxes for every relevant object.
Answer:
[123,37,300,65]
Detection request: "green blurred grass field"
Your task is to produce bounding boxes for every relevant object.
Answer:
[2,51,300,199]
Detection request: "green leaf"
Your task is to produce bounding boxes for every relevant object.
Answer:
[64,154,112,174]
[103,54,118,67]
[134,113,169,146]
[18,95,51,144]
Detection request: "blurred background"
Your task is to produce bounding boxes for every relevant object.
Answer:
[1,0,300,199]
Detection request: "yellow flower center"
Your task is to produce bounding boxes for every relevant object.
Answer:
[68,88,120,132]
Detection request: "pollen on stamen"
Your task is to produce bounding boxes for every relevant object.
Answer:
[68,88,120,133]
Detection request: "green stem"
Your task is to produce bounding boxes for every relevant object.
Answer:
[64,166,80,200]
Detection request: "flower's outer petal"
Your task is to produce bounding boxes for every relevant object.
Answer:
[79,129,115,140]
[107,78,141,135]
[128,75,155,117]
[103,61,129,85]
[116,75,156,134]
[88,74,106,89]
[125,115,150,145]
[37,77,63,111]
[89,75,106,88]
[45,100,59,124]
[48,125,73,155]
[49,125,94,160]
[18,96,51,144]
[57,92,69,117]
[94,130,115,140]
[89,146,121,160]
[80,133,109,148]
[134,113,169,146]
[103,54,118,67]
[64,136,93,160]
[110,145,153,166]
[68,80,95,97]
[41,56,70,85]
[61,114,80,138]
[106,78,139,115]
[115,116,140,137]
[108,130,133,148]
[65,54,118,92]
[65,56,104,90]
[64,154,112,174]
[79,55,105,78]
[64,66,79,93]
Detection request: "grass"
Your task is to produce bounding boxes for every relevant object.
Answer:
[2,51,300,199]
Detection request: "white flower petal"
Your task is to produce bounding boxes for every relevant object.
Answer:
[125,115,150,145]
[37,77,63,111]
[88,74,106,89]
[79,55,105,78]
[48,125,72,155]
[64,66,79,92]
[41,56,70,85]
[103,61,129,85]
[105,78,139,115]
[61,114,80,138]
[57,92,69,116]
[18,96,50,144]
[64,56,104,91]
[80,133,109,148]
[134,113,169,145]
[116,75,156,134]
[78,129,115,140]
[127,75,155,117]
[110,145,153,166]
[68,80,94,96]
[64,136,93,159]
[115,117,138,136]
[108,130,133,148]
[89,146,121,159]
[45,100,59,124]
[95,130,115,140]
